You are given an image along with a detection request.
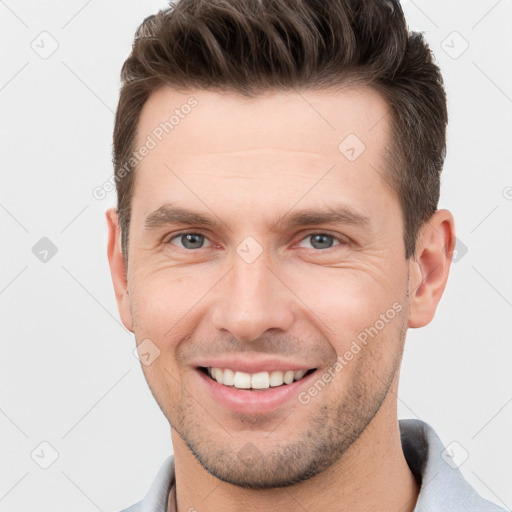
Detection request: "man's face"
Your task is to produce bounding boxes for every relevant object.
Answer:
[120,86,413,487]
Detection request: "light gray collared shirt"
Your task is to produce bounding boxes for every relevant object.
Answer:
[120,419,507,512]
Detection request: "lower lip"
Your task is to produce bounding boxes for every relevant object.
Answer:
[196,369,318,414]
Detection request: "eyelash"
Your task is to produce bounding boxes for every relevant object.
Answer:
[164,231,349,251]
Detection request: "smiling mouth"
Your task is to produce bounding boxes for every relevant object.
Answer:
[198,366,317,390]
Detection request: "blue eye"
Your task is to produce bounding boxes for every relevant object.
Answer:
[166,232,345,252]
[299,233,341,250]
[168,233,210,250]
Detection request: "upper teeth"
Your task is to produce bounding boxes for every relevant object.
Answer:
[207,368,309,389]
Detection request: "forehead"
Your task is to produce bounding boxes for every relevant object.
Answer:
[131,86,394,224]
[136,85,390,158]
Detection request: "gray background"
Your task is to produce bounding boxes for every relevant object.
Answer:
[1,1,511,511]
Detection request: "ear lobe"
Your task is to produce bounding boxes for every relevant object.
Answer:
[408,209,455,328]
[106,207,134,332]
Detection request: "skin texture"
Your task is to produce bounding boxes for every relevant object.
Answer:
[106,86,455,512]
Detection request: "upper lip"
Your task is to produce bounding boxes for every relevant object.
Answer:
[194,357,317,374]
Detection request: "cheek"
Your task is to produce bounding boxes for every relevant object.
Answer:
[128,247,408,349]
[285,263,407,338]
[128,263,216,336]
[283,264,408,385]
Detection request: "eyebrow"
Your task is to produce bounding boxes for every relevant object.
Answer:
[144,204,218,230]
[144,203,370,232]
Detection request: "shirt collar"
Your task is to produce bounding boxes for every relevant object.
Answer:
[400,419,506,511]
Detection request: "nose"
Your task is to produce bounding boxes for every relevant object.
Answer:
[210,251,295,343]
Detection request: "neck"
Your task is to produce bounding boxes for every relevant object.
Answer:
[171,392,419,512]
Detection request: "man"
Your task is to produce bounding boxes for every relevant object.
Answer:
[106,1,505,511]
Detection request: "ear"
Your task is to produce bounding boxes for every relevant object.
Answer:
[408,209,455,328]
[106,207,133,332]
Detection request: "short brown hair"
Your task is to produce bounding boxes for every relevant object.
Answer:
[113,0,447,263]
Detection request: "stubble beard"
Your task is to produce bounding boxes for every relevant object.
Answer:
[167,320,407,489]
